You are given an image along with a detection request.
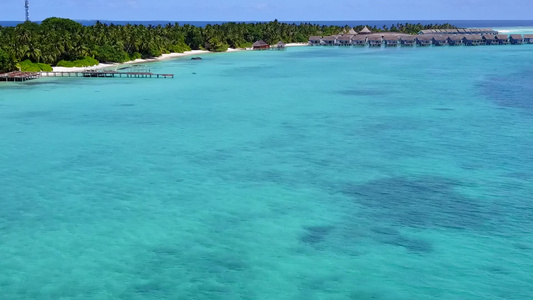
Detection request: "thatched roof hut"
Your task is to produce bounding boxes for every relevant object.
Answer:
[399,36,416,41]
[338,35,354,41]
[252,40,270,50]
[483,34,497,44]
[322,35,338,45]
[464,34,483,41]
[510,34,523,44]
[274,41,286,49]
[495,34,509,44]
[367,35,382,41]
[416,35,434,41]
[308,36,322,45]
[359,26,372,34]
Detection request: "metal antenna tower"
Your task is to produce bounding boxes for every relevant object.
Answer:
[25,0,30,21]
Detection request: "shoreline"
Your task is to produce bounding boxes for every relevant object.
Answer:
[45,43,308,74]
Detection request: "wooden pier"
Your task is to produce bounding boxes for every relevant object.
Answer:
[42,70,174,79]
[0,72,41,82]
[1,69,174,83]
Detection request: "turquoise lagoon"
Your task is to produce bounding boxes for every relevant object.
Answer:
[1,44,532,299]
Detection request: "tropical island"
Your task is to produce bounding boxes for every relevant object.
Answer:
[0,17,459,73]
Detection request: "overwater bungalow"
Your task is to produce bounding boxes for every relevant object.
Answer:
[447,35,464,46]
[399,35,416,46]
[443,29,460,34]
[482,29,498,35]
[462,35,484,46]
[322,35,338,46]
[359,26,372,34]
[524,34,533,44]
[510,34,523,45]
[337,35,354,46]
[482,35,498,45]
[273,41,286,50]
[416,35,433,46]
[252,40,270,50]
[352,35,367,46]
[308,36,322,45]
[382,35,399,47]
[432,35,448,46]
[496,34,509,45]
[367,35,382,47]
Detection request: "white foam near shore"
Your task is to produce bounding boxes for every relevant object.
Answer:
[46,43,308,74]
[494,27,533,34]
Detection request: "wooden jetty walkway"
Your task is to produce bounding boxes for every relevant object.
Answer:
[0,71,40,82]
[1,69,174,82]
[42,70,174,79]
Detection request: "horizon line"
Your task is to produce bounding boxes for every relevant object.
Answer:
[2,19,533,22]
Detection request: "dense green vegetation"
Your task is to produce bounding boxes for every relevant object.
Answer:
[0,18,458,72]
[57,56,99,68]
[18,60,53,72]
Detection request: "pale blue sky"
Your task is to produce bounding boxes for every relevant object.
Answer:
[0,0,531,21]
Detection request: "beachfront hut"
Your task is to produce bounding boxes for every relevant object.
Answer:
[352,35,367,46]
[416,35,433,46]
[447,35,463,46]
[359,26,372,34]
[432,35,448,46]
[524,34,533,44]
[252,40,270,50]
[308,36,323,46]
[399,35,416,46]
[496,34,509,45]
[482,35,497,45]
[462,35,483,46]
[273,41,286,50]
[367,35,382,47]
[322,35,338,46]
[337,35,354,46]
[510,34,523,45]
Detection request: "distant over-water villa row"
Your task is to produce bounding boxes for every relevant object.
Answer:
[309,26,533,47]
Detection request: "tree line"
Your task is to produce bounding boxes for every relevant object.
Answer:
[0,18,458,72]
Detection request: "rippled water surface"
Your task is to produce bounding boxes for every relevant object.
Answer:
[1,44,532,299]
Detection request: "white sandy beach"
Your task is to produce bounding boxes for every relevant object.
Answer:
[45,43,308,74]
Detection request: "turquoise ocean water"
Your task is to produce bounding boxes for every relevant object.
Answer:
[1,42,533,299]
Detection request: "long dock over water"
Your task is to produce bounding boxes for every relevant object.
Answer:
[0,71,40,82]
[0,69,174,82]
[43,70,174,78]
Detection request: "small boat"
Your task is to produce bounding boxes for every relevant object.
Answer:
[191,57,202,60]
